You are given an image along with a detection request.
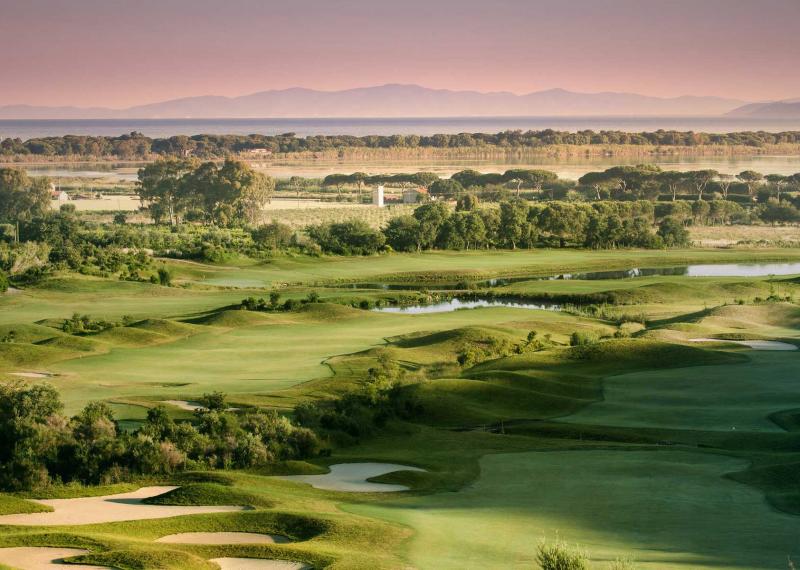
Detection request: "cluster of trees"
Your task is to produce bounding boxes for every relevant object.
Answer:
[576,165,800,202]
[138,159,274,225]
[294,353,421,441]
[0,168,52,224]
[314,166,800,206]
[308,200,690,255]
[4,130,800,160]
[0,382,318,491]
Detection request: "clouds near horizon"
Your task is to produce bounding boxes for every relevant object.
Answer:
[1,0,798,107]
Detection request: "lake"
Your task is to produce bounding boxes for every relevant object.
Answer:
[2,116,800,139]
[13,154,800,182]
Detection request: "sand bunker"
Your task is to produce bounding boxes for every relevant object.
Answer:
[9,372,55,379]
[0,486,246,526]
[689,338,798,351]
[0,547,111,570]
[162,400,239,412]
[210,558,311,570]
[162,399,204,411]
[156,532,290,544]
[278,462,425,492]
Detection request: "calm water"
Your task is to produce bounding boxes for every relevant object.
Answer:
[356,262,800,295]
[374,298,561,314]
[12,154,800,182]
[3,116,800,139]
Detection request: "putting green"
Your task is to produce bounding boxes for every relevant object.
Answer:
[348,450,800,569]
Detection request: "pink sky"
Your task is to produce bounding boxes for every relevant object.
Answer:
[1,0,799,108]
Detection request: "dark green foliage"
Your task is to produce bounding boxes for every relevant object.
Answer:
[142,483,272,507]
[307,219,385,255]
[6,130,800,161]
[0,383,320,491]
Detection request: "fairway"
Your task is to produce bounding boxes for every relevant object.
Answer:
[565,352,800,431]
[348,450,800,570]
[47,305,573,412]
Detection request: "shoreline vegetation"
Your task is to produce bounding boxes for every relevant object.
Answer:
[2,130,800,164]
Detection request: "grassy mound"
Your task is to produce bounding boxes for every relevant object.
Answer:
[0,324,62,344]
[171,471,236,486]
[71,549,218,570]
[0,495,52,515]
[728,461,800,515]
[35,335,103,353]
[92,326,171,348]
[0,343,73,368]
[131,318,198,337]
[189,309,273,327]
[408,377,597,426]
[143,484,272,508]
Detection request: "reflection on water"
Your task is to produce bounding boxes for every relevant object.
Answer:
[349,262,800,293]
[6,155,800,182]
[373,298,560,314]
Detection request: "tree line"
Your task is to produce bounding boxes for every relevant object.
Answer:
[3,129,800,159]
[0,382,318,491]
[307,199,692,254]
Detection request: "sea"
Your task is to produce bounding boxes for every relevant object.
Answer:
[2,116,800,139]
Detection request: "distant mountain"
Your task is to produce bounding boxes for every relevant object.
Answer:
[0,84,749,120]
[726,99,800,119]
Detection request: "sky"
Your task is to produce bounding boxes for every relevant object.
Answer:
[1,0,799,108]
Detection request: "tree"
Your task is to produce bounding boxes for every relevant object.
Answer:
[412,202,450,250]
[411,172,440,191]
[765,174,789,200]
[383,215,421,252]
[0,168,52,223]
[503,169,558,198]
[498,200,529,249]
[456,193,479,211]
[686,170,719,201]
[659,171,687,201]
[322,174,350,197]
[716,173,735,199]
[137,159,197,225]
[658,216,690,246]
[737,170,763,200]
[429,179,464,199]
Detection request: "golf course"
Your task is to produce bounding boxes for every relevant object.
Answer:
[1,246,800,569]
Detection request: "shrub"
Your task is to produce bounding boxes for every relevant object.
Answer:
[536,538,589,570]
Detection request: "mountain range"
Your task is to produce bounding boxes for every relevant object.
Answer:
[0,84,771,120]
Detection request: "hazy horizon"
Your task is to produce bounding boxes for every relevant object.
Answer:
[2,0,799,109]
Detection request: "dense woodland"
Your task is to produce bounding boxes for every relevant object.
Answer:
[2,160,800,292]
[3,129,800,159]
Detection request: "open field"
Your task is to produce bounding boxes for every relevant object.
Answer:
[1,247,800,569]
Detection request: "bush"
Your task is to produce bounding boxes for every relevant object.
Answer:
[0,270,8,293]
[536,538,589,570]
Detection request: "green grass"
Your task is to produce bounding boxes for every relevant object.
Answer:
[3,249,800,569]
[142,483,273,508]
[348,450,800,570]
[0,496,52,515]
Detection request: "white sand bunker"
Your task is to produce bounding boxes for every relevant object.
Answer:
[9,372,55,379]
[156,532,290,544]
[278,463,425,492]
[211,558,311,570]
[162,399,204,411]
[689,338,798,351]
[0,547,111,570]
[0,486,247,526]
[162,400,239,412]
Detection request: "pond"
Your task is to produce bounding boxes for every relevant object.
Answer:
[346,261,800,292]
[373,298,561,314]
